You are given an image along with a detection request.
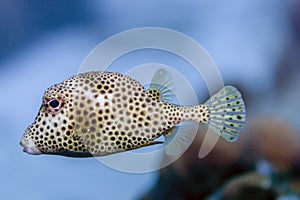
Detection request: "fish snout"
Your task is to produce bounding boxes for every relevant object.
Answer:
[20,134,42,155]
[19,138,26,147]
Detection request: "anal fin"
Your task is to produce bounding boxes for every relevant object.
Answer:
[164,125,195,156]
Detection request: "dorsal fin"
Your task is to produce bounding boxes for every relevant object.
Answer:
[147,68,176,102]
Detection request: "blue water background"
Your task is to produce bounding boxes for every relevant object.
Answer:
[0,1,297,199]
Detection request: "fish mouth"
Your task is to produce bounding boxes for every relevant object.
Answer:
[20,140,42,155]
[23,146,42,155]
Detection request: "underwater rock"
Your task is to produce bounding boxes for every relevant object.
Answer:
[244,118,300,171]
[140,126,254,200]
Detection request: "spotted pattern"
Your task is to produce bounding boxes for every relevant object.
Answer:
[21,79,87,155]
[20,71,211,157]
[147,88,161,101]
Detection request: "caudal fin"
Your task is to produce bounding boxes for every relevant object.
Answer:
[204,86,246,142]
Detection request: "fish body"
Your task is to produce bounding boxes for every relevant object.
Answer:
[20,70,246,157]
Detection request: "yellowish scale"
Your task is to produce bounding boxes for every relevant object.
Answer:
[20,69,246,157]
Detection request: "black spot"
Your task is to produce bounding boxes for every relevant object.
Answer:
[66,130,71,136]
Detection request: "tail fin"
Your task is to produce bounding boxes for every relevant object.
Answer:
[204,86,246,142]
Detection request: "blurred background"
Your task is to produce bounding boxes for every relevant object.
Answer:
[1,0,300,199]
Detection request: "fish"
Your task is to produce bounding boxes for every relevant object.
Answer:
[20,69,246,157]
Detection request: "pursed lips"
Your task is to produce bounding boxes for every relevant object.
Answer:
[20,140,42,155]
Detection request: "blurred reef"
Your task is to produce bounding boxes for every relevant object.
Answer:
[140,119,300,200]
[140,2,300,199]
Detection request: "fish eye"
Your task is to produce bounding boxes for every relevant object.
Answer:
[49,99,60,108]
[46,98,63,113]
